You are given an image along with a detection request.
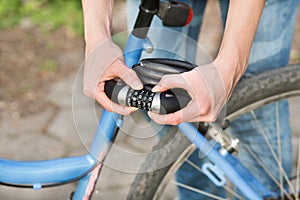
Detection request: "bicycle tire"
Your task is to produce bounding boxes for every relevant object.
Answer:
[127,63,300,200]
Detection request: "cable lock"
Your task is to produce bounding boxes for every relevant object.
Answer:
[105,58,195,114]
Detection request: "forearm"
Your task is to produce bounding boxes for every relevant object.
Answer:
[81,0,114,52]
[214,0,265,96]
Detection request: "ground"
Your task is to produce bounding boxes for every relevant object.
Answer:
[0,27,84,117]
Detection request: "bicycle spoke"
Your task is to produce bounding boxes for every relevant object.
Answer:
[185,159,202,172]
[296,137,300,200]
[251,111,295,194]
[170,180,227,200]
[185,159,245,200]
[275,102,284,199]
[243,143,293,200]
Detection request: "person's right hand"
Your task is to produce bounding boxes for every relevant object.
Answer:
[147,62,228,125]
[83,39,143,115]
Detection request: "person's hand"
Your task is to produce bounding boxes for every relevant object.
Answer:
[83,39,143,115]
[147,63,228,125]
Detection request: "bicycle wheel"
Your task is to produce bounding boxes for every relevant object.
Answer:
[127,63,300,200]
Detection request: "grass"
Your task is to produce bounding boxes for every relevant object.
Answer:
[0,0,84,36]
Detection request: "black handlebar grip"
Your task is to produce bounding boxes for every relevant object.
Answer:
[104,80,191,114]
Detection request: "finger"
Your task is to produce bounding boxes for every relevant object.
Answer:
[148,101,200,125]
[188,115,215,123]
[96,82,138,115]
[96,93,138,115]
[152,74,190,93]
[110,60,143,90]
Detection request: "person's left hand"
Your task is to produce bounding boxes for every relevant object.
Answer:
[147,63,228,125]
[83,39,143,115]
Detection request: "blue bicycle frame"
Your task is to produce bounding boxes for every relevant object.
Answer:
[0,8,275,200]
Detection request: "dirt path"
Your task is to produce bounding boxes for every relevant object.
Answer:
[0,27,84,119]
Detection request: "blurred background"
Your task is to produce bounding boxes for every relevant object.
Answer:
[0,0,299,199]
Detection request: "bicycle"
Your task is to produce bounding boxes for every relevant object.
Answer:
[0,0,300,199]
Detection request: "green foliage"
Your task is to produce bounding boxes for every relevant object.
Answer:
[112,33,128,51]
[0,0,22,28]
[0,0,84,35]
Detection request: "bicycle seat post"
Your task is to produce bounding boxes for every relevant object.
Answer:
[132,0,160,38]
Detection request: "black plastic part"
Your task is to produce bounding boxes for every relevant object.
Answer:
[161,2,191,27]
[70,191,75,200]
[104,81,192,114]
[104,80,125,104]
[197,122,209,135]
[159,89,191,114]
[126,88,155,110]
[141,0,159,11]
[132,11,154,38]
[132,58,196,86]
[141,58,196,70]
[133,0,159,38]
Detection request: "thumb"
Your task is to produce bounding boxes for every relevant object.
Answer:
[122,69,143,90]
[113,60,143,90]
[152,74,181,93]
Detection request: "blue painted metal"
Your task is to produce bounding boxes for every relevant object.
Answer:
[33,183,42,190]
[89,111,119,159]
[73,33,147,199]
[202,162,226,187]
[72,112,120,198]
[0,155,95,185]
[124,34,147,68]
[116,118,124,127]
[72,173,91,200]
[178,123,267,200]
[224,151,274,198]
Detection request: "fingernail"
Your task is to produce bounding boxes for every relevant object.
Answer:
[132,80,143,90]
[152,85,160,92]
[131,107,138,112]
